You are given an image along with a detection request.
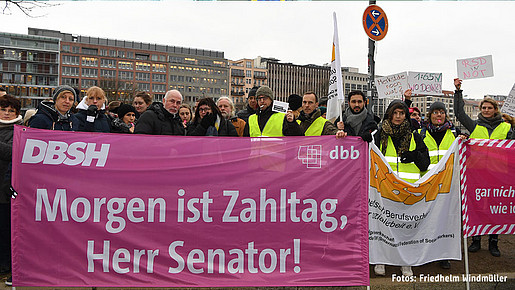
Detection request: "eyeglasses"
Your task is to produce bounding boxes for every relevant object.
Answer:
[198,107,211,112]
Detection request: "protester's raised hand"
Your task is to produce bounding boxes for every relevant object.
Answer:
[404,89,412,100]
[454,78,462,90]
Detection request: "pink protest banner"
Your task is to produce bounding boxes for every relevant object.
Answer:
[11,126,369,287]
[460,139,515,238]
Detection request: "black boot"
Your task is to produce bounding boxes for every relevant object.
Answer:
[468,236,481,252]
[489,235,500,257]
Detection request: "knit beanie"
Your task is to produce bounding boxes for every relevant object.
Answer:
[248,86,260,98]
[288,94,302,111]
[428,101,447,115]
[256,86,274,101]
[117,104,137,119]
[52,85,77,103]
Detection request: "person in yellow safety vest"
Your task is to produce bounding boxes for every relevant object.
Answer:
[418,101,463,270]
[454,78,514,258]
[336,90,378,142]
[243,86,302,137]
[297,91,338,136]
[372,99,430,278]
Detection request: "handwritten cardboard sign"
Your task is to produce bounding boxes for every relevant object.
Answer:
[501,83,515,116]
[457,55,494,80]
[408,72,443,95]
[376,72,409,99]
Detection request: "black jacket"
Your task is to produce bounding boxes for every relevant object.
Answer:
[29,101,78,131]
[237,104,257,123]
[186,117,238,137]
[340,111,378,142]
[135,102,185,136]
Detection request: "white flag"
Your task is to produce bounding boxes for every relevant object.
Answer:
[326,12,344,121]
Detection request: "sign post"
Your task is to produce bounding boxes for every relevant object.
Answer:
[363,2,388,114]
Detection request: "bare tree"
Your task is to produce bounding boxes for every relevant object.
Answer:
[1,0,58,17]
[98,77,138,103]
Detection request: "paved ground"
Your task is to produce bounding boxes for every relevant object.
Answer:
[1,235,513,289]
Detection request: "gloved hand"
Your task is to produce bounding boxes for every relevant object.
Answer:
[86,105,98,123]
[400,151,417,163]
[360,131,372,143]
[200,113,216,128]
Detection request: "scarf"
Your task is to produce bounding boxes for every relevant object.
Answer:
[380,119,412,155]
[344,107,368,134]
[426,120,453,134]
[477,113,503,130]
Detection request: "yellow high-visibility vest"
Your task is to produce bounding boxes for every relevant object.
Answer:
[249,113,285,137]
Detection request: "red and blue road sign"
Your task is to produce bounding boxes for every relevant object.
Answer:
[363,5,388,41]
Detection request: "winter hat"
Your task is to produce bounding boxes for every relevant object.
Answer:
[248,86,260,98]
[409,107,421,115]
[428,101,447,115]
[319,106,327,115]
[288,94,302,111]
[117,104,137,119]
[256,86,274,101]
[52,85,77,103]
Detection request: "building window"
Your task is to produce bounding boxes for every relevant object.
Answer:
[137,83,150,91]
[152,84,166,93]
[117,50,126,58]
[81,47,98,55]
[119,71,133,80]
[109,50,116,57]
[100,58,116,68]
[136,62,151,71]
[81,79,97,88]
[126,51,134,59]
[62,66,79,76]
[246,61,252,68]
[246,70,252,78]
[99,49,108,56]
[62,55,79,65]
[135,72,150,81]
[81,68,98,78]
[82,57,98,67]
[71,46,80,53]
[135,53,149,60]
[152,63,166,72]
[100,69,116,78]
[62,45,70,52]
[118,61,133,70]
[62,78,78,86]
[152,74,166,83]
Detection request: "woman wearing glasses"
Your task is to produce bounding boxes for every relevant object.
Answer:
[454,78,513,258]
[187,97,237,137]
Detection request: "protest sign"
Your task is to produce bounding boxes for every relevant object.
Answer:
[408,71,443,95]
[376,72,409,99]
[500,83,515,116]
[368,140,461,266]
[460,138,515,238]
[272,100,289,113]
[11,127,369,287]
[457,55,494,80]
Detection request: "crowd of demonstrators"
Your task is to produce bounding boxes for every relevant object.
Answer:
[237,86,259,122]
[297,91,338,136]
[110,104,137,134]
[372,99,430,278]
[0,95,22,286]
[243,86,303,137]
[187,97,238,137]
[336,90,378,142]
[217,97,246,137]
[132,92,152,118]
[179,104,193,131]
[28,85,78,131]
[135,89,185,135]
[73,86,110,133]
[454,78,513,258]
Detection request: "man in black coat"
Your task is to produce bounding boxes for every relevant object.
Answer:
[135,90,185,135]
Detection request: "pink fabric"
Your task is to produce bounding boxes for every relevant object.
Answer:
[461,139,515,237]
[11,126,369,287]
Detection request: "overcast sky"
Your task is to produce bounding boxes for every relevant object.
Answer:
[4,1,514,99]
